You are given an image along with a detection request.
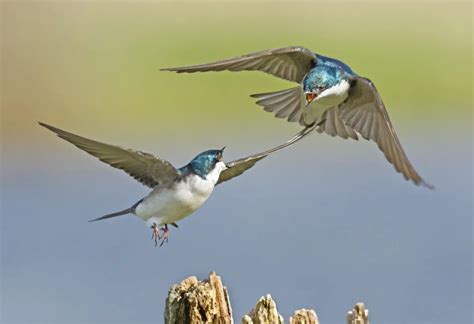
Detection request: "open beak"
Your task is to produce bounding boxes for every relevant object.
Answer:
[217,146,225,162]
[305,92,317,106]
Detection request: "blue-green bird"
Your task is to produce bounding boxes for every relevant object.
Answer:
[162,46,432,188]
[39,122,310,246]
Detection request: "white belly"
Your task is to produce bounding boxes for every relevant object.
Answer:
[134,175,216,227]
[302,80,350,125]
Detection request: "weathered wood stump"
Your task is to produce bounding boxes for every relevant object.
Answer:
[164,272,233,324]
[346,302,369,324]
[242,294,283,324]
[290,309,319,324]
[165,272,369,323]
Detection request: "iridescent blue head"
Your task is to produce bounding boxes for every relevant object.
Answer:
[303,57,354,106]
[187,147,225,178]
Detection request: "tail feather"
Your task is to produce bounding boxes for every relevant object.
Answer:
[250,87,303,123]
[89,207,132,222]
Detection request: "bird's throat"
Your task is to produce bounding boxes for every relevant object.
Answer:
[302,81,350,125]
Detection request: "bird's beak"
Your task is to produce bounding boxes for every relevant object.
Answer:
[220,146,226,161]
[305,92,317,106]
[217,146,225,162]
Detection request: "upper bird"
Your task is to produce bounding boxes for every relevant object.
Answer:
[39,122,308,246]
[162,46,432,188]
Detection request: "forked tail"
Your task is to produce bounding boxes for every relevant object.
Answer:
[89,207,133,222]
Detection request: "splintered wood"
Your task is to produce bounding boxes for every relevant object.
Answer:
[242,294,284,324]
[164,272,369,324]
[346,303,369,324]
[290,309,319,324]
[164,272,233,324]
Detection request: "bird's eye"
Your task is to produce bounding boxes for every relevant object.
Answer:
[317,85,325,91]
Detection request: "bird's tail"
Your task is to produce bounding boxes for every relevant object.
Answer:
[250,87,303,123]
[89,207,133,222]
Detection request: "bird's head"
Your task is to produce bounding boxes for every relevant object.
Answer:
[189,147,227,179]
[303,65,348,106]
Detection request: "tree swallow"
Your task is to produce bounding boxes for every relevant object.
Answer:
[162,46,432,188]
[39,122,309,246]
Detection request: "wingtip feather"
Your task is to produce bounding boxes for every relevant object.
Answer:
[160,67,194,73]
[420,180,435,190]
[38,121,59,133]
[38,121,50,129]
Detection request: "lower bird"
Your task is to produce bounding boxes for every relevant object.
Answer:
[39,122,311,246]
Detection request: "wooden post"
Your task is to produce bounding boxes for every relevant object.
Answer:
[346,303,369,324]
[242,294,284,324]
[290,309,319,324]
[164,272,233,324]
[165,272,369,323]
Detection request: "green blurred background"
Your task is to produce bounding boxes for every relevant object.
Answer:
[2,1,472,323]
[2,1,471,145]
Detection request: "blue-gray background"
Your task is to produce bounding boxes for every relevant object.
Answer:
[1,1,472,323]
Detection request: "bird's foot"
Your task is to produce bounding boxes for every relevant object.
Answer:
[151,223,161,246]
[159,224,170,247]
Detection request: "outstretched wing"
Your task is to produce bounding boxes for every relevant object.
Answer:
[216,155,266,185]
[39,123,180,188]
[162,46,317,83]
[334,77,432,188]
[315,106,359,140]
[216,126,316,185]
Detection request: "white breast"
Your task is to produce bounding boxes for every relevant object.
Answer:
[319,79,351,100]
[302,79,350,125]
[134,162,227,227]
[205,161,227,184]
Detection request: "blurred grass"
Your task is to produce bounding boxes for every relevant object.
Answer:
[1,1,472,148]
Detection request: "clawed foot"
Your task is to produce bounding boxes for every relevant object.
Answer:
[150,223,172,247]
[151,223,161,246]
[159,224,170,247]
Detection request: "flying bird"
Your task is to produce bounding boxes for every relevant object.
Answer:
[39,122,311,246]
[162,46,432,188]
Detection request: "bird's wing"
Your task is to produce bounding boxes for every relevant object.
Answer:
[162,46,317,83]
[216,125,316,185]
[39,123,180,188]
[334,77,432,188]
[315,106,359,140]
